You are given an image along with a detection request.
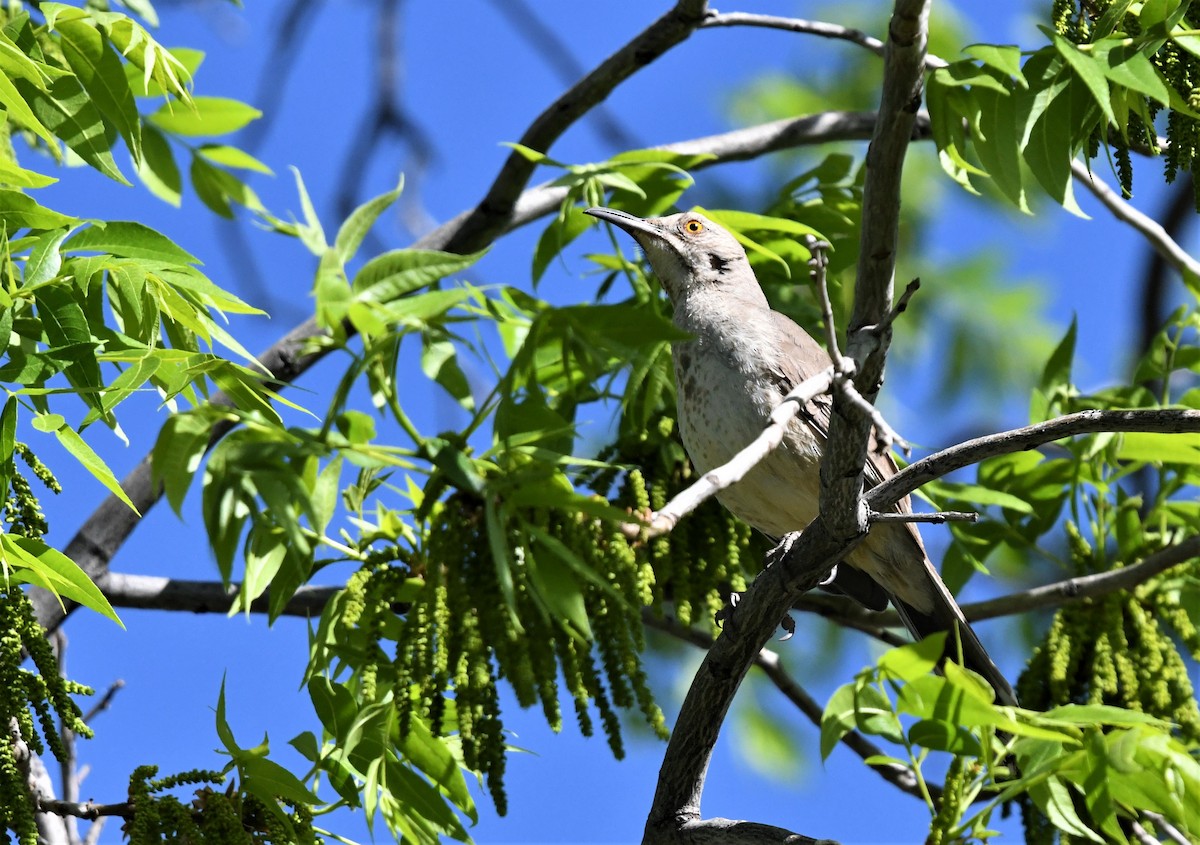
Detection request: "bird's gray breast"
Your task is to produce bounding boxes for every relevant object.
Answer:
[673,338,823,538]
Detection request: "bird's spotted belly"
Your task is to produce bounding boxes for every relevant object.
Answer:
[675,352,822,537]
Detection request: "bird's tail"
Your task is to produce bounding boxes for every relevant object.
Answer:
[893,586,1019,707]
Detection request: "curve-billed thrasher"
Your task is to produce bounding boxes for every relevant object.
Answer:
[586,206,1017,706]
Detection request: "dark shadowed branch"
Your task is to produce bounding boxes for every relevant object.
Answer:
[643,613,937,803]
[643,1,931,840]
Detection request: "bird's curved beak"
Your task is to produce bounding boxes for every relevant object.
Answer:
[584,207,664,242]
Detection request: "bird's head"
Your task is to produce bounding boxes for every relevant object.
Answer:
[584,207,750,305]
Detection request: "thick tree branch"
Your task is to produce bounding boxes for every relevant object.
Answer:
[644,2,930,841]
[644,613,936,803]
[35,799,132,821]
[96,573,336,617]
[440,0,710,255]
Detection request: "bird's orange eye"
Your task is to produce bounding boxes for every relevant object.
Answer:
[684,219,704,234]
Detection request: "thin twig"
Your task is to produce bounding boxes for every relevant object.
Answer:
[81,680,125,725]
[961,536,1200,622]
[807,236,842,362]
[869,510,976,523]
[1071,161,1200,282]
[700,11,947,68]
[1141,811,1191,845]
[868,408,1200,512]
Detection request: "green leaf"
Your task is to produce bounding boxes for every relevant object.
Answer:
[1114,431,1200,465]
[57,20,142,164]
[1050,33,1116,126]
[20,73,128,184]
[1019,52,1092,216]
[0,398,16,498]
[1,534,122,625]
[0,189,76,231]
[334,174,404,264]
[533,203,593,284]
[149,96,262,136]
[1029,776,1105,843]
[1044,704,1171,727]
[964,43,1025,79]
[64,221,198,265]
[1092,40,1171,106]
[879,632,946,682]
[0,66,60,150]
[307,677,358,742]
[0,157,58,189]
[484,498,521,633]
[932,480,1036,514]
[32,413,65,432]
[353,248,485,301]
[34,283,104,405]
[973,78,1031,212]
[55,424,139,513]
[421,338,474,410]
[190,155,264,217]
[23,227,71,286]
[398,715,476,820]
[125,46,203,97]
[197,144,273,175]
[908,719,983,755]
[820,682,859,760]
[134,125,182,206]
[240,528,287,609]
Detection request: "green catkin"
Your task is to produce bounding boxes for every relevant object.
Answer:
[557,635,595,737]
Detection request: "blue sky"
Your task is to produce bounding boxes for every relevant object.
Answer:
[29,1,1194,843]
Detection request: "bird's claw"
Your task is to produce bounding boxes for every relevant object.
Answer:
[779,613,796,641]
[765,531,802,568]
[715,590,743,630]
[819,564,839,588]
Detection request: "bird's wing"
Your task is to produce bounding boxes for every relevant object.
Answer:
[767,313,1018,704]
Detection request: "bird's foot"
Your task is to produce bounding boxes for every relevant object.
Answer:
[715,589,798,641]
[764,531,803,568]
[715,590,742,630]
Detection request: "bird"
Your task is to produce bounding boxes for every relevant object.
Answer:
[585,205,1018,707]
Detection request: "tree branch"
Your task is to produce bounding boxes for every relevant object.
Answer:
[644,2,931,840]
[440,0,710,255]
[96,572,337,617]
[1071,161,1200,283]
[867,408,1200,512]
[960,536,1200,622]
[699,12,948,69]
[35,799,132,821]
[644,613,936,803]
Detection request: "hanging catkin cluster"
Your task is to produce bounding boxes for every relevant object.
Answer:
[1053,0,1200,205]
[342,490,669,815]
[1016,521,1200,738]
[0,445,92,845]
[1016,520,1200,843]
[123,766,320,845]
[334,414,765,815]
